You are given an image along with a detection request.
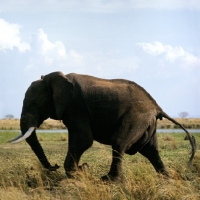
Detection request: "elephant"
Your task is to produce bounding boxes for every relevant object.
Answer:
[8,71,196,181]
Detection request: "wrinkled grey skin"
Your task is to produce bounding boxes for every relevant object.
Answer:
[11,71,196,181]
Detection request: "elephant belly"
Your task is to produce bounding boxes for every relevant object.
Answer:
[89,109,119,145]
[125,131,151,155]
[93,127,113,145]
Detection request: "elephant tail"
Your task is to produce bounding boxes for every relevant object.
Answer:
[160,111,196,166]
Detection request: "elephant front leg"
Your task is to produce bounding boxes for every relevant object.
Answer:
[64,152,90,177]
[64,150,81,177]
[64,137,92,177]
[101,149,124,181]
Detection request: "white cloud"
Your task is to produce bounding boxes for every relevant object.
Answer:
[137,41,165,56]
[0,18,30,52]
[26,29,139,78]
[137,41,200,67]
[27,29,83,70]
[37,29,66,57]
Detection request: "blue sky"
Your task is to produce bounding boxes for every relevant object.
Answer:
[0,0,200,118]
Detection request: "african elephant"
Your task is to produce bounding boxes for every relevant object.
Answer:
[8,71,196,181]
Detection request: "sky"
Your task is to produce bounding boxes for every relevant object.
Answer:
[0,0,200,119]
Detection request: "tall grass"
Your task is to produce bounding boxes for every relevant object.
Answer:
[0,131,199,199]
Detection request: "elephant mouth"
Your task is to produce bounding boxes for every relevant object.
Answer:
[7,127,36,144]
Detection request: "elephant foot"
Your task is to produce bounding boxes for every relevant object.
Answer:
[101,174,120,182]
[162,170,170,177]
[65,163,89,178]
[78,163,89,172]
[48,164,60,171]
[66,172,75,179]
[157,168,170,177]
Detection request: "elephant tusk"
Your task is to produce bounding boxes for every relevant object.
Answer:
[8,127,35,144]
[7,133,23,143]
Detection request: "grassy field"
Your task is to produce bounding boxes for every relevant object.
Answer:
[0,118,200,130]
[0,131,200,200]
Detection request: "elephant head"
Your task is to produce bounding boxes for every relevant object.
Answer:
[8,71,73,170]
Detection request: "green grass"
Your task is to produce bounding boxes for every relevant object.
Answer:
[0,131,200,199]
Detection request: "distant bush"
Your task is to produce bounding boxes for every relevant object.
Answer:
[4,114,14,119]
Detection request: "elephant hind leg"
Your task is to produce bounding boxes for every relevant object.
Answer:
[139,134,168,175]
[125,129,150,155]
[125,114,157,156]
[102,113,157,181]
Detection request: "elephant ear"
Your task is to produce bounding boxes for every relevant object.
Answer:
[43,72,73,120]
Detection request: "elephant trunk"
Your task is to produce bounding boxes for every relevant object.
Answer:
[7,127,51,169]
[25,129,60,170]
[7,128,59,171]
[25,129,51,169]
[7,114,60,171]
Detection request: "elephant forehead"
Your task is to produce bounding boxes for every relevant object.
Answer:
[25,80,48,97]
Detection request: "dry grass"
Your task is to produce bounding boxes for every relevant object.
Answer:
[0,119,65,130]
[0,119,20,130]
[157,118,200,129]
[39,120,66,130]
[1,118,200,130]
[0,131,200,199]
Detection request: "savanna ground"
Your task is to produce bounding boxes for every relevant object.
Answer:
[0,119,200,199]
[0,130,200,200]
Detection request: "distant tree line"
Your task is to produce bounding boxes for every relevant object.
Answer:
[4,114,14,119]
[178,112,189,119]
